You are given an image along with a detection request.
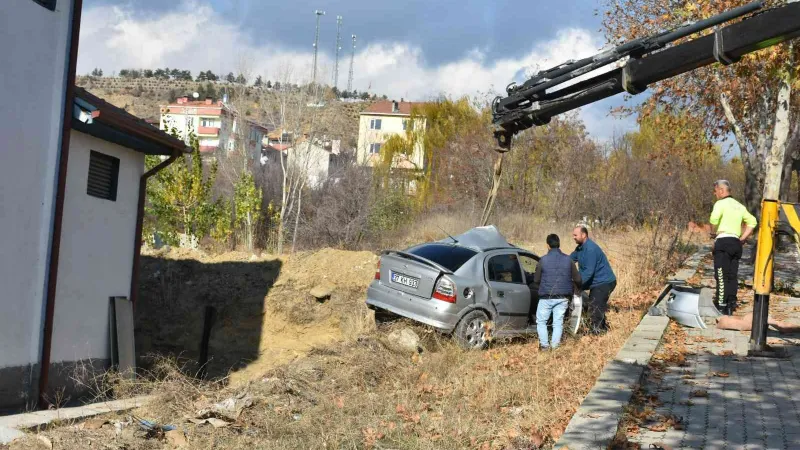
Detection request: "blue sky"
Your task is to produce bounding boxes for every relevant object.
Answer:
[78,0,639,141]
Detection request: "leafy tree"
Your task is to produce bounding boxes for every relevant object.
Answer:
[91,68,103,77]
[234,172,262,251]
[154,68,167,79]
[603,0,800,210]
[204,82,217,101]
[235,73,247,84]
[119,69,130,78]
[254,75,263,87]
[206,70,218,81]
[143,69,154,78]
[170,68,181,79]
[144,128,226,247]
[226,72,236,83]
[265,80,272,89]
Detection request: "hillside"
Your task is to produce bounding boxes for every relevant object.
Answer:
[76,76,373,146]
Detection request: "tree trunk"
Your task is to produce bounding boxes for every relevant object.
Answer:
[719,93,762,215]
[762,64,793,201]
[291,181,305,254]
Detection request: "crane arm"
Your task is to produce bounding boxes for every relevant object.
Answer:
[491,1,800,150]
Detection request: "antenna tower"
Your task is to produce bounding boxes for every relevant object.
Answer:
[333,16,343,89]
[347,34,356,92]
[312,10,325,84]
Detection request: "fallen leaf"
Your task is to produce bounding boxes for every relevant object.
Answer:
[690,390,709,398]
[710,371,730,378]
[335,396,344,409]
[648,424,668,432]
[165,430,187,447]
[719,350,734,356]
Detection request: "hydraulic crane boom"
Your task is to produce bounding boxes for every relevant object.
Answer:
[491,0,800,150]
[488,1,800,356]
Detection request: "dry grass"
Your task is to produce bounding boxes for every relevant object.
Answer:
[7,215,701,450]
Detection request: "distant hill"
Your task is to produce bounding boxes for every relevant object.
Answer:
[76,76,376,149]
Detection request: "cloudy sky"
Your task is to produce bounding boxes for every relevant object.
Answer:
[77,0,640,141]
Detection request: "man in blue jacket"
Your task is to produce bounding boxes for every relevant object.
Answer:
[571,226,617,334]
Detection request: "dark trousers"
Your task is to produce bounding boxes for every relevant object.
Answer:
[587,281,616,333]
[713,237,743,314]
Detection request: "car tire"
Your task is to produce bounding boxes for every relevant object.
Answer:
[454,310,490,350]
[374,309,401,327]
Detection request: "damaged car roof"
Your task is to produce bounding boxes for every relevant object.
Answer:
[437,225,513,252]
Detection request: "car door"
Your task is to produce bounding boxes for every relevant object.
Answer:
[485,252,531,331]
[518,252,540,322]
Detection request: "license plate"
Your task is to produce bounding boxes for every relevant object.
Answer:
[390,271,419,289]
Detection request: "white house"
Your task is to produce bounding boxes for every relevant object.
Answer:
[0,0,189,410]
[160,98,271,166]
[356,100,427,169]
[284,141,336,188]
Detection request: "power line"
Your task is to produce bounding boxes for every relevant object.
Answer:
[347,34,356,92]
[312,10,325,85]
[333,15,343,89]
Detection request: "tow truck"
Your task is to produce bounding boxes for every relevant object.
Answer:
[488,0,800,356]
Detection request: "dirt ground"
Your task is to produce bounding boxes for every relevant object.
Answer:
[3,224,694,450]
[133,246,378,384]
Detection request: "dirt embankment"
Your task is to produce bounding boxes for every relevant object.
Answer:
[135,247,378,384]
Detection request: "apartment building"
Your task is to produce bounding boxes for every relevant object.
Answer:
[356,100,426,169]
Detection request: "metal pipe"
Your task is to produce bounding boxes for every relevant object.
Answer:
[749,199,778,355]
[129,152,181,308]
[39,0,84,409]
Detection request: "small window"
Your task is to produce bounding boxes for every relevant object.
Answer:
[201,118,217,127]
[407,244,477,272]
[487,254,524,284]
[519,254,539,281]
[370,118,382,130]
[402,119,408,131]
[369,143,382,154]
[86,151,119,201]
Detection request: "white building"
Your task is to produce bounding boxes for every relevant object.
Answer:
[285,139,341,188]
[160,98,271,166]
[356,100,427,170]
[0,0,189,410]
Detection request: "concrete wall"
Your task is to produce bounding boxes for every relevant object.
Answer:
[356,114,425,168]
[0,0,75,407]
[288,142,330,188]
[50,132,143,367]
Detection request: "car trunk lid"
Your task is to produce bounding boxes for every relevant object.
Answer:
[379,252,448,298]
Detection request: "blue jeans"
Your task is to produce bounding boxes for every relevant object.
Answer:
[536,298,568,349]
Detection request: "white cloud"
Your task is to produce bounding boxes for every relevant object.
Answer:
[77,0,635,141]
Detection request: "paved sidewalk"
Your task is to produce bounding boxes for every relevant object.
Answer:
[623,245,800,450]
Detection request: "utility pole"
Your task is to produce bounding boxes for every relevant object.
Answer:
[312,10,325,85]
[347,34,356,92]
[333,15,343,89]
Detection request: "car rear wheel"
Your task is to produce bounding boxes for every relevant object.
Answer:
[454,310,490,349]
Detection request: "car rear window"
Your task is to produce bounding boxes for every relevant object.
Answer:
[407,244,478,272]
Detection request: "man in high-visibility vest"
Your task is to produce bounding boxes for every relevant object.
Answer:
[709,180,758,315]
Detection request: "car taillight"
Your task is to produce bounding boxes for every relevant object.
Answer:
[375,260,381,280]
[433,277,457,303]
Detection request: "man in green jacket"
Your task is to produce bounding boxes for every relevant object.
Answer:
[710,180,757,315]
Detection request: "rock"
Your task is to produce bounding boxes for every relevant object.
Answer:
[165,430,187,447]
[36,435,53,449]
[386,328,423,354]
[309,283,335,301]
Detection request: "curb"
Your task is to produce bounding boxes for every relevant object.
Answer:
[0,395,155,444]
[554,247,708,450]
